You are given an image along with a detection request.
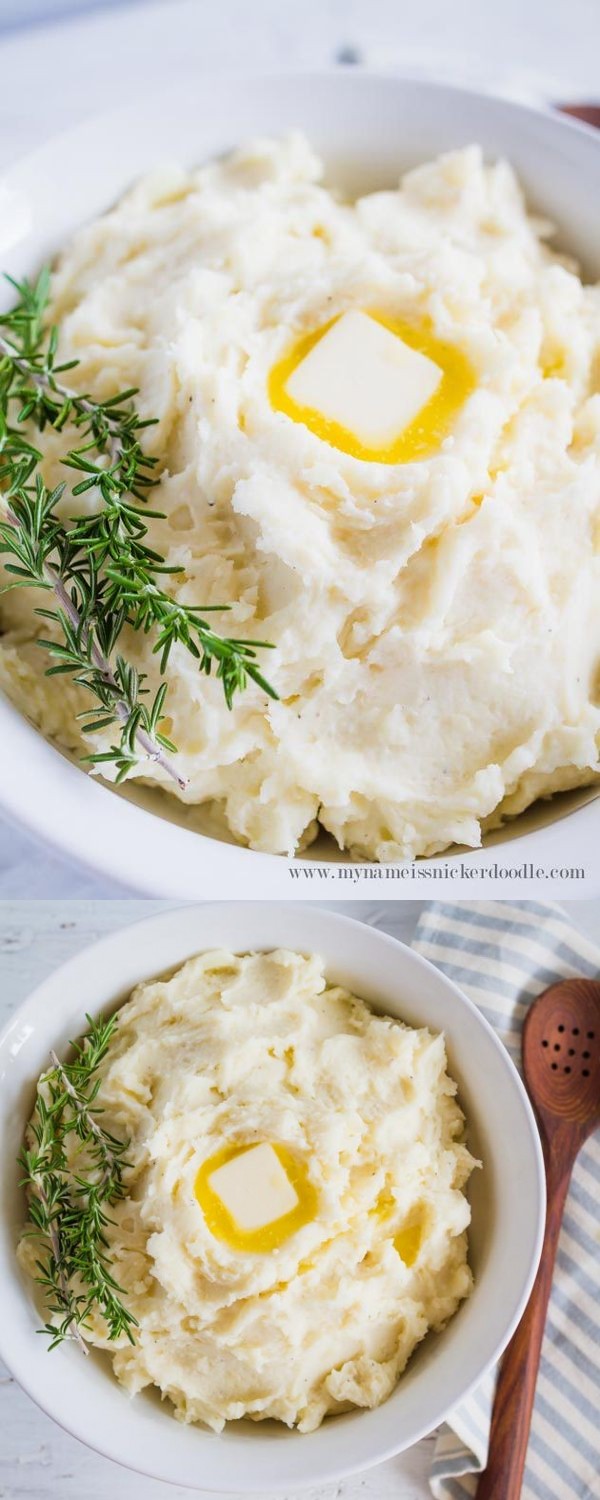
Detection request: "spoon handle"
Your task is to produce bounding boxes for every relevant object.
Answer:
[475,1155,572,1500]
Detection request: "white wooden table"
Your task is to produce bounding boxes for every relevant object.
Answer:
[1,897,599,1499]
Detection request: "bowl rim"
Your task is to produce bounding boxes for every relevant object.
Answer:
[3,60,600,189]
[0,65,599,897]
[0,901,546,1491]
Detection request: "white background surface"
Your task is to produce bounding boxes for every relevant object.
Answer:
[0,0,600,897]
[0,895,599,1499]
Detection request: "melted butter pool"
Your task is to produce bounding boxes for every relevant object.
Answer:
[195,1141,318,1253]
[268,309,476,464]
[394,1219,424,1267]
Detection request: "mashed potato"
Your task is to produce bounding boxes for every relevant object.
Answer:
[19,949,477,1431]
[2,133,599,858]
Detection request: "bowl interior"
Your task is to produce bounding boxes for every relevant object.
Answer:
[0,903,544,1492]
[0,71,599,882]
[113,771,600,858]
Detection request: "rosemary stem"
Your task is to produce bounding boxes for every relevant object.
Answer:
[49,1050,116,1193]
[3,502,188,791]
[48,568,188,790]
[0,269,278,778]
[0,334,66,391]
[1,324,188,785]
[32,1173,89,1357]
[21,1015,138,1353]
[0,333,120,458]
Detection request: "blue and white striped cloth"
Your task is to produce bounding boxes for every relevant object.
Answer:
[411,901,599,1500]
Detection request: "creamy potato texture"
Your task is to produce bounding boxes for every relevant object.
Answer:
[2,134,600,858]
[19,949,477,1431]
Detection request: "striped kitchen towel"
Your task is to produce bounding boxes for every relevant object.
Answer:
[412,901,600,1500]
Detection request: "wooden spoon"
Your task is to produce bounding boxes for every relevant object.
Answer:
[476,979,600,1500]
[558,103,600,128]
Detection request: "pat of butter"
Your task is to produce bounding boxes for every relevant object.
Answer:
[285,310,442,448]
[207,1143,299,1232]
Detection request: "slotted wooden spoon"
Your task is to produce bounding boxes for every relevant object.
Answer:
[476,978,600,1500]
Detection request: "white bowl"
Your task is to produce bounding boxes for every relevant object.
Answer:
[1,70,599,897]
[0,903,545,1492]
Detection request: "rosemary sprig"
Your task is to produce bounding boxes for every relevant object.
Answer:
[0,269,277,784]
[19,1013,138,1352]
